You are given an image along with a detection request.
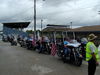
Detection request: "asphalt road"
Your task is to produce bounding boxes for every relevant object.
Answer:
[0,41,100,75]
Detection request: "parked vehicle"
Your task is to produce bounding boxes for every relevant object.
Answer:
[10,36,17,46]
[57,43,64,58]
[11,40,17,46]
[2,35,8,42]
[57,42,83,66]
[26,40,33,50]
[38,42,51,54]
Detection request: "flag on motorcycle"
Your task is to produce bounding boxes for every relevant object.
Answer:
[51,43,57,56]
[32,39,36,46]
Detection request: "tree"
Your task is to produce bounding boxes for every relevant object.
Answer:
[26,30,33,34]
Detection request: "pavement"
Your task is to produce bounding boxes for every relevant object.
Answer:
[0,41,100,75]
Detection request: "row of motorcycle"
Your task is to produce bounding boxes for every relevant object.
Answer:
[2,34,86,66]
[17,36,86,66]
[17,37,51,54]
[2,34,17,46]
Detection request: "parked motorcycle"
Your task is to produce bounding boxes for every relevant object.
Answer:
[11,40,17,46]
[57,42,83,66]
[10,37,17,46]
[2,35,8,42]
[57,43,64,58]
[9,35,17,46]
[79,43,86,60]
[64,43,82,66]
[26,40,33,50]
[38,42,51,54]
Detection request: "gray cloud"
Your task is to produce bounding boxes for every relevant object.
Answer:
[0,0,100,30]
[42,0,72,7]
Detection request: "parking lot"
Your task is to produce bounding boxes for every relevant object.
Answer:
[0,41,100,75]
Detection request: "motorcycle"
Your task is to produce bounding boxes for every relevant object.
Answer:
[11,40,17,46]
[79,43,86,60]
[63,43,83,66]
[26,40,33,50]
[2,35,8,42]
[57,42,83,66]
[57,43,64,58]
[10,38,17,46]
[17,36,23,47]
[38,42,51,54]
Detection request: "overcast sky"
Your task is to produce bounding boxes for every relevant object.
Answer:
[0,0,100,30]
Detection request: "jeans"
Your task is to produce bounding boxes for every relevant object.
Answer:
[64,47,70,55]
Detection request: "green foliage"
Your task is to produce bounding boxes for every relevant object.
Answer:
[56,34,62,38]
[26,30,41,34]
[26,30,33,34]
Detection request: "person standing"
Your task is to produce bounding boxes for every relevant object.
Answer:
[63,38,69,55]
[86,34,99,75]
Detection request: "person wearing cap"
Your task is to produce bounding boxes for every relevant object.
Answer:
[63,38,70,55]
[86,33,99,75]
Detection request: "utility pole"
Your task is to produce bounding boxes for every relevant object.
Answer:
[33,0,45,39]
[34,0,36,39]
[70,22,75,39]
[41,19,43,36]
[70,22,72,29]
[41,19,43,31]
[66,25,68,37]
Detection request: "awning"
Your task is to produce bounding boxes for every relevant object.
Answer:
[2,22,30,28]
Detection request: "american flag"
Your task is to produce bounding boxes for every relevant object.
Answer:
[32,39,36,46]
[51,43,57,56]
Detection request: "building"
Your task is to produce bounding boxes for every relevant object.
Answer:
[42,25,100,45]
[70,25,100,38]
[2,22,30,36]
[42,24,71,42]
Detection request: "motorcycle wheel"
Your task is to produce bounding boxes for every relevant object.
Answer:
[75,57,82,66]
[57,51,62,57]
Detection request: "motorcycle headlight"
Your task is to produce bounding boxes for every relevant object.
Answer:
[61,50,63,52]
[79,54,82,58]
